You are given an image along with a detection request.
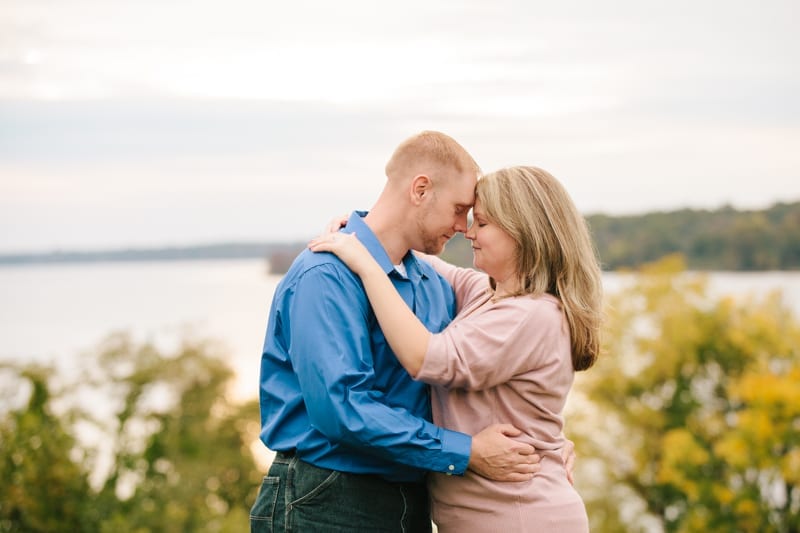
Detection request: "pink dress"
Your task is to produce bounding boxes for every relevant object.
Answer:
[419,256,589,533]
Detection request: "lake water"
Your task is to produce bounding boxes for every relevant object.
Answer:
[1,259,799,404]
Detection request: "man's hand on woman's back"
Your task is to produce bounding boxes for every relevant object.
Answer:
[469,424,541,482]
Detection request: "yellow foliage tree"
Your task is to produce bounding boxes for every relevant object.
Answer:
[569,255,800,532]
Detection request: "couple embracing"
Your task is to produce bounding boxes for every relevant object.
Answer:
[251,131,602,533]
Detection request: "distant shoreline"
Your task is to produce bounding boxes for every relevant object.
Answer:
[2,199,798,272]
[1,242,799,274]
[0,242,306,272]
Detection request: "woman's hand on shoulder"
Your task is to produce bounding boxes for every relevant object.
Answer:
[308,231,372,275]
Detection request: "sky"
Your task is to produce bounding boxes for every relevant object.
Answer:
[1,0,799,253]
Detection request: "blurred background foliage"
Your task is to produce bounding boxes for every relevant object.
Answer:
[0,336,263,532]
[571,255,800,532]
[0,255,798,531]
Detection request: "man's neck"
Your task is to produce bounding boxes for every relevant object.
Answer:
[363,208,410,265]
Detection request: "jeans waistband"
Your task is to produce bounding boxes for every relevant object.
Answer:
[270,452,425,487]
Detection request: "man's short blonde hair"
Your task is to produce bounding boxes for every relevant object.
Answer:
[385,131,480,182]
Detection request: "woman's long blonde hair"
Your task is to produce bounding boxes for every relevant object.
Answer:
[476,166,603,371]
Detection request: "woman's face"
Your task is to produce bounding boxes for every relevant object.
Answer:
[464,198,518,284]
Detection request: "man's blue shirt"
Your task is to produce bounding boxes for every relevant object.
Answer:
[258,211,471,482]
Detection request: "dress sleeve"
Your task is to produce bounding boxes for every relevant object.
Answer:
[417,253,490,313]
[290,263,471,474]
[417,296,568,391]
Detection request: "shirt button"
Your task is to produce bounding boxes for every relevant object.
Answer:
[448,465,455,471]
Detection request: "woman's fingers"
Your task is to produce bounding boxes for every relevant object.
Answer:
[309,232,354,252]
[324,213,349,235]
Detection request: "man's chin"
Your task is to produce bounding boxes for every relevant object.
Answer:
[422,243,446,256]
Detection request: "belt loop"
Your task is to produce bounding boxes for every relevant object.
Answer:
[276,449,296,460]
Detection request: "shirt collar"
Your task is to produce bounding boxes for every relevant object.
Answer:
[344,211,427,281]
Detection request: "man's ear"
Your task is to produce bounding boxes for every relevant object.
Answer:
[410,174,432,205]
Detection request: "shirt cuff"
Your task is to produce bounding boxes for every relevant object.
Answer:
[439,428,471,476]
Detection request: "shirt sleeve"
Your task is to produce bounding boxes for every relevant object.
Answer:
[418,296,568,391]
[289,262,471,475]
[418,254,490,313]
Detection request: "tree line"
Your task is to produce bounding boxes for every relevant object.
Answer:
[588,201,800,271]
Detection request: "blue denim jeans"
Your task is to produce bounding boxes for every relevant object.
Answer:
[250,452,431,533]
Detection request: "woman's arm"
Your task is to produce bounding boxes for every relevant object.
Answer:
[309,232,430,377]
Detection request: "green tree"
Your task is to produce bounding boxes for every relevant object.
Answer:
[0,335,264,532]
[0,365,97,532]
[84,334,263,532]
[569,255,800,532]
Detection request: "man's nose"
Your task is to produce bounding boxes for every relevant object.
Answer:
[454,214,468,233]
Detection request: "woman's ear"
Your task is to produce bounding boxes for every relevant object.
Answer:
[411,174,432,205]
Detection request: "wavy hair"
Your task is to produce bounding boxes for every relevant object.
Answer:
[476,166,603,371]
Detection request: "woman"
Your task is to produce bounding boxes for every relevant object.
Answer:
[310,166,603,532]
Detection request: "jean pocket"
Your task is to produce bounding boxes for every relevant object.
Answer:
[250,476,280,528]
[288,460,341,507]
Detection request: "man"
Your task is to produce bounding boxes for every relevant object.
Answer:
[251,131,540,532]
